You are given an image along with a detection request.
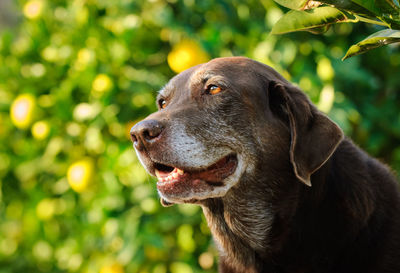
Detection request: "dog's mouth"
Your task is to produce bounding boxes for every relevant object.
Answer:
[155,154,237,185]
[153,154,238,204]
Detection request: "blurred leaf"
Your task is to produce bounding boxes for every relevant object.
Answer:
[375,0,400,13]
[271,6,357,34]
[343,29,400,60]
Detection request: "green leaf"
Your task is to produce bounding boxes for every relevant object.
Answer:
[273,0,310,10]
[306,25,331,34]
[342,29,400,60]
[350,0,400,16]
[351,0,382,15]
[271,6,357,35]
[380,14,400,29]
[319,0,377,18]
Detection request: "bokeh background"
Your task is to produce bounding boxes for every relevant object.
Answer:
[0,0,399,272]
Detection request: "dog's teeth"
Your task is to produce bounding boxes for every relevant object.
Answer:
[156,168,184,183]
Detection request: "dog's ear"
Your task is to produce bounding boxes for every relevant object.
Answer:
[269,81,344,186]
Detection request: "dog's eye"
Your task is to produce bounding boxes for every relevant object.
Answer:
[158,98,167,109]
[206,84,222,95]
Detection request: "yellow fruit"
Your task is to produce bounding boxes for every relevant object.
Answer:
[36,198,55,220]
[317,57,334,82]
[92,74,113,94]
[100,263,124,273]
[32,120,50,140]
[67,158,94,193]
[317,85,335,113]
[10,94,36,129]
[167,40,209,73]
[23,0,44,19]
[76,48,94,69]
[198,252,214,270]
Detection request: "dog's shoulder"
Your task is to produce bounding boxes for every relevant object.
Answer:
[280,137,400,273]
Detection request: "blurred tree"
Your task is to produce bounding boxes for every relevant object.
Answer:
[0,0,399,273]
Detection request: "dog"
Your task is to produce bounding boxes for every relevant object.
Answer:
[130,57,400,273]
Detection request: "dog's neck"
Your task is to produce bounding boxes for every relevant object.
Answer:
[201,175,291,271]
[201,197,262,272]
[200,162,305,271]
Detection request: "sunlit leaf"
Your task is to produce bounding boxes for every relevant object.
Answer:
[271,6,357,34]
[272,0,310,10]
[343,29,400,60]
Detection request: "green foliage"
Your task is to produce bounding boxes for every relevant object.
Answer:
[271,6,356,34]
[272,0,400,58]
[0,0,399,273]
[343,29,400,59]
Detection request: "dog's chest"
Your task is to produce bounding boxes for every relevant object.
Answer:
[202,198,274,270]
[222,202,273,251]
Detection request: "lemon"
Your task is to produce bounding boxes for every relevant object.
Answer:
[31,121,50,140]
[67,158,94,193]
[317,57,334,82]
[36,198,55,220]
[92,74,113,97]
[23,0,44,20]
[100,263,124,273]
[10,94,36,129]
[167,40,209,73]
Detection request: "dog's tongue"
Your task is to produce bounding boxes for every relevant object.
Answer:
[155,155,236,184]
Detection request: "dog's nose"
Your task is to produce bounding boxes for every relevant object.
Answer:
[130,119,164,150]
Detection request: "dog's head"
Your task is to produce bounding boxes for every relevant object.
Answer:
[131,57,343,206]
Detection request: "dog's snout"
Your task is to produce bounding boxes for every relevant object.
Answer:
[130,119,164,150]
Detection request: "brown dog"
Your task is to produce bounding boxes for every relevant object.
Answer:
[130,57,400,273]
